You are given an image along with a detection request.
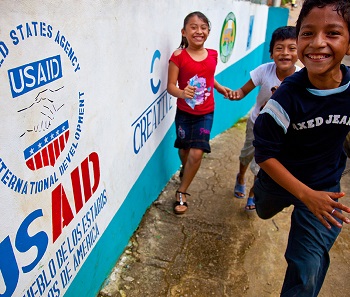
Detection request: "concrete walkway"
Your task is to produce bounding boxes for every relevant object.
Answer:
[98,5,350,297]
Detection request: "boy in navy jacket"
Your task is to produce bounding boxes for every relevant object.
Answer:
[253,0,350,295]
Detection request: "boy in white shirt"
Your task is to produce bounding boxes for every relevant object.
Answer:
[230,26,301,211]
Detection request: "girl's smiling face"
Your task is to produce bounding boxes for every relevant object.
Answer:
[297,5,350,88]
[182,15,210,49]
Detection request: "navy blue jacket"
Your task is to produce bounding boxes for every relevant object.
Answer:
[254,65,350,189]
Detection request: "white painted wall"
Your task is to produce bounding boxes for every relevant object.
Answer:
[0,1,279,296]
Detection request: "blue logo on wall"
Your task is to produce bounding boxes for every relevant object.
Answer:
[8,55,63,98]
[150,50,161,94]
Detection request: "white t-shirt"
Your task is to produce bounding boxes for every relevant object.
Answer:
[249,62,301,123]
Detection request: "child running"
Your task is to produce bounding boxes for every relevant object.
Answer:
[167,11,232,214]
[253,0,350,295]
[230,26,301,211]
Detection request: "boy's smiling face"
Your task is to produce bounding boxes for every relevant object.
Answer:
[297,5,350,89]
[271,38,298,72]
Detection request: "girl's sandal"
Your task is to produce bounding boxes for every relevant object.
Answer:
[174,190,190,214]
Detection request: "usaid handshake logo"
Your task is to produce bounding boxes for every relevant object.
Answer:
[9,55,69,171]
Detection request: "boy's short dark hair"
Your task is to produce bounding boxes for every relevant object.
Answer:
[296,0,350,37]
[269,26,297,54]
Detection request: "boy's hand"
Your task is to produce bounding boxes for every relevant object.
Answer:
[230,88,245,101]
[302,190,350,229]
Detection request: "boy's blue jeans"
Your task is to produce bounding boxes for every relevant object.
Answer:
[254,174,342,297]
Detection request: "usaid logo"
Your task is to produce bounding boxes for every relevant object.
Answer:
[0,22,85,195]
[8,55,62,98]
